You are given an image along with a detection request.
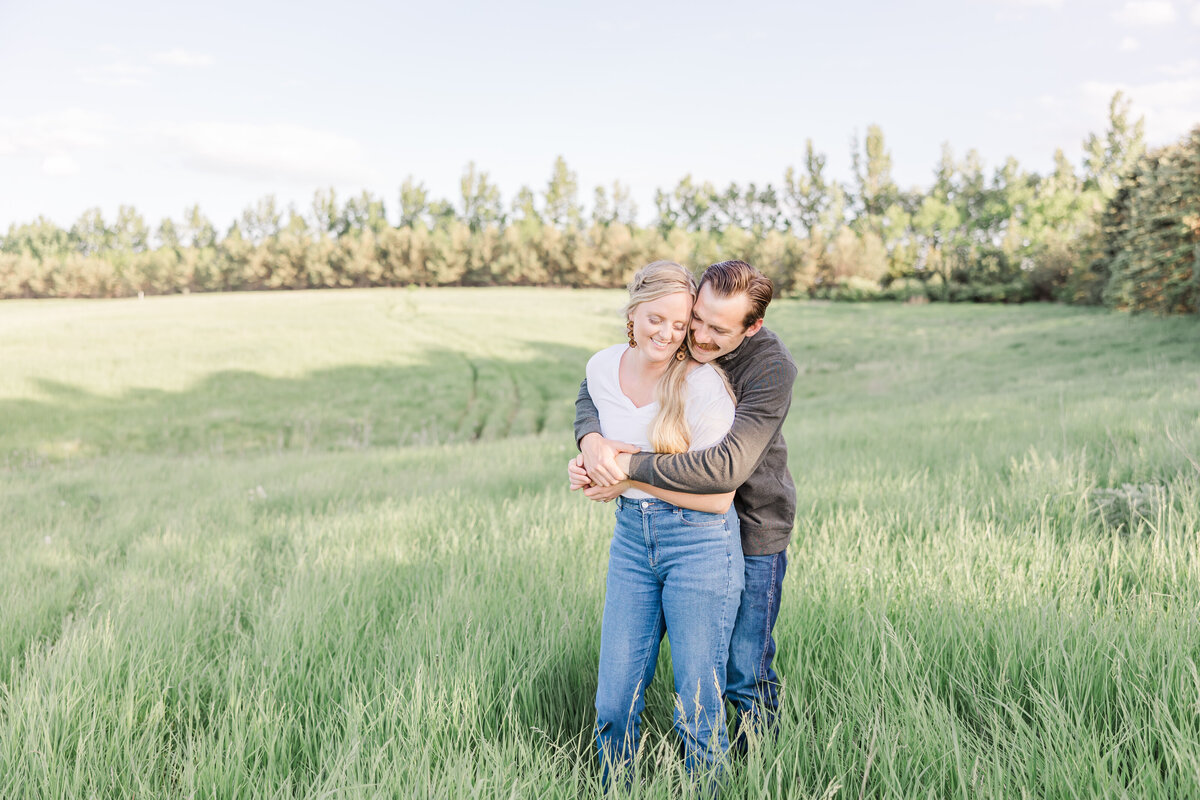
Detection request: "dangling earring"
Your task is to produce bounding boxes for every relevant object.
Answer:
[675,344,687,361]
[627,320,637,347]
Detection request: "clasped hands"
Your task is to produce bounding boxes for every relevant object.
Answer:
[568,433,638,503]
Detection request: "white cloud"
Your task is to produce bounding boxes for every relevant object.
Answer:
[42,154,80,177]
[991,0,1064,6]
[78,61,153,87]
[1156,58,1200,76]
[1083,77,1200,143]
[1119,36,1141,51]
[1190,3,1200,23]
[1113,1,1177,25]
[152,49,214,68]
[0,110,110,158]
[988,108,1027,124]
[160,122,372,185]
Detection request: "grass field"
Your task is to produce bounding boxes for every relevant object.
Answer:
[2,288,1199,798]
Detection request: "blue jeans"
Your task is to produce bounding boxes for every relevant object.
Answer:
[726,550,787,753]
[594,497,744,786]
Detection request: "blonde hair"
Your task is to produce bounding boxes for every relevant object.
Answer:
[624,261,701,454]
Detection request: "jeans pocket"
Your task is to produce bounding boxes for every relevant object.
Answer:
[676,508,728,528]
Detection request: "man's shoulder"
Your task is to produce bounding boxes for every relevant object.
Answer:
[726,327,797,379]
[749,326,794,359]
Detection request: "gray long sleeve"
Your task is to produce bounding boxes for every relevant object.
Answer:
[574,379,602,448]
[625,355,796,494]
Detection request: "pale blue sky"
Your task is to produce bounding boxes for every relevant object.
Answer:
[2,0,1198,232]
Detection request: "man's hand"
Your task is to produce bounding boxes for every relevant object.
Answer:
[580,433,638,487]
[583,480,629,503]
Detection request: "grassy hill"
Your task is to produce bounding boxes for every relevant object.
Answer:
[2,289,1198,797]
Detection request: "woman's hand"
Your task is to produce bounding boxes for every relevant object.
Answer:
[568,454,592,490]
[583,480,629,503]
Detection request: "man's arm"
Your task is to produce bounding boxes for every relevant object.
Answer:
[573,378,638,486]
[574,378,603,447]
[623,357,797,493]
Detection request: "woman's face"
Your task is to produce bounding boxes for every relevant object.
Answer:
[628,291,693,362]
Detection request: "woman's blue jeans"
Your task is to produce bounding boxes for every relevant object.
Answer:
[594,497,744,786]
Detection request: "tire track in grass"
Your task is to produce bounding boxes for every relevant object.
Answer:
[505,367,548,439]
[453,357,481,441]
[476,360,516,440]
[502,368,521,440]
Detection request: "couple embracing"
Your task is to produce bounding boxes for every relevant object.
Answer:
[569,259,798,786]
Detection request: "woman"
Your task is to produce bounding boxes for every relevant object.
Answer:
[570,260,742,786]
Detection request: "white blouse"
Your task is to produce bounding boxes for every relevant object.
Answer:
[585,343,735,499]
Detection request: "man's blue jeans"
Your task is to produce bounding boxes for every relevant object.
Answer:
[594,497,744,786]
[726,550,787,753]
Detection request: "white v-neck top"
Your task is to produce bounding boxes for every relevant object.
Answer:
[585,343,735,499]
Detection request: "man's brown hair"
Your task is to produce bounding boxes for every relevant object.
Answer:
[698,260,773,329]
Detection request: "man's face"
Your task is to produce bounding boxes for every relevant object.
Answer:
[688,283,763,363]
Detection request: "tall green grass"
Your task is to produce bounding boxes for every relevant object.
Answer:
[2,289,1198,797]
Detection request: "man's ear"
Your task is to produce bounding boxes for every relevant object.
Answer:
[743,318,764,337]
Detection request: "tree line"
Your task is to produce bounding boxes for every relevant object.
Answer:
[1,92,1195,313]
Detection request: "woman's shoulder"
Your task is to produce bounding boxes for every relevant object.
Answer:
[685,361,725,389]
[588,343,627,368]
[586,343,627,385]
[685,362,733,408]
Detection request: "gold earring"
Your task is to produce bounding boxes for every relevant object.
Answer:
[627,320,637,347]
[675,345,687,361]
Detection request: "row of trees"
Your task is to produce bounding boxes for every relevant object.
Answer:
[2,93,1194,312]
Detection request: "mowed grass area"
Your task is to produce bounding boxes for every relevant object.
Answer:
[2,288,1199,799]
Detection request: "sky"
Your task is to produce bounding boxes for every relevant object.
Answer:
[1,0,1199,233]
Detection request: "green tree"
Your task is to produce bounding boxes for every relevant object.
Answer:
[459,161,503,232]
[182,205,217,249]
[851,124,898,238]
[671,175,718,232]
[1084,91,1146,200]
[311,189,341,237]
[111,205,150,254]
[590,182,638,228]
[156,217,181,250]
[398,177,429,228]
[241,195,282,245]
[71,208,113,256]
[342,191,388,234]
[543,156,581,229]
[511,185,541,228]
[783,140,830,237]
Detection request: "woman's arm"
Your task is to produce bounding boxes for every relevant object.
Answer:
[580,477,733,514]
[574,452,734,513]
[630,481,734,514]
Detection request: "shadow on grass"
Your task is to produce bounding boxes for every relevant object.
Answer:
[2,341,593,463]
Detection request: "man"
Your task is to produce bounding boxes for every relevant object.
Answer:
[571,259,798,751]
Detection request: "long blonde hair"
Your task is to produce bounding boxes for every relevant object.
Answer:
[624,261,699,454]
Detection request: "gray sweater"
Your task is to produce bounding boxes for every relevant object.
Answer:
[574,327,798,555]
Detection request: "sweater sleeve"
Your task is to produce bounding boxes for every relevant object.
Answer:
[626,356,797,493]
[573,378,603,449]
